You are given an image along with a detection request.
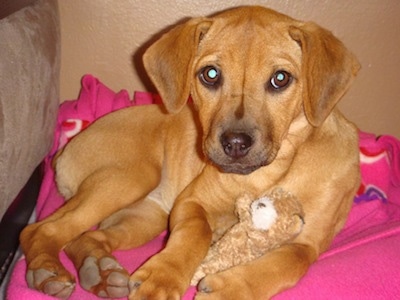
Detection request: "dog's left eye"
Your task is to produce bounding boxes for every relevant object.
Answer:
[199,66,221,87]
[269,70,292,91]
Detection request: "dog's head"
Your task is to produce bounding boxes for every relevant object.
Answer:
[143,6,360,174]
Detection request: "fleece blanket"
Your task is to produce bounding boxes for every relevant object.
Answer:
[7,75,400,299]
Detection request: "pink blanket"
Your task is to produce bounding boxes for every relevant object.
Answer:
[8,75,400,299]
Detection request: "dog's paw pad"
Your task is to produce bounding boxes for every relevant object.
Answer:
[103,283,130,298]
[101,271,130,298]
[26,268,75,299]
[99,257,123,271]
[79,256,130,298]
[43,280,75,299]
[107,270,129,286]
[26,269,55,288]
[79,257,102,290]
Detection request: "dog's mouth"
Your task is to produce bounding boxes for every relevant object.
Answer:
[213,161,267,175]
[206,144,277,175]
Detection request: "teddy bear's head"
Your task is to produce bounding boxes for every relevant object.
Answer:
[192,188,305,285]
[250,189,304,239]
[251,197,279,230]
[236,188,304,242]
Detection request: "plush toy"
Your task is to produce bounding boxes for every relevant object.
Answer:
[192,188,304,285]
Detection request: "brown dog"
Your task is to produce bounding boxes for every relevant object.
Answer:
[20,6,361,300]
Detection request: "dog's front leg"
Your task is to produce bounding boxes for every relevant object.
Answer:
[195,242,317,300]
[129,198,213,300]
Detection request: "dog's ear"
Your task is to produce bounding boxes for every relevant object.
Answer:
[143,18,212,113]
[289,23,360,127]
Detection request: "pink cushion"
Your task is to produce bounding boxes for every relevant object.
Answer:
[8,75,400,299]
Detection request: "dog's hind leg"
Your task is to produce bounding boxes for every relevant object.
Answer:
[64,199,168,298]
[20,166,161,299]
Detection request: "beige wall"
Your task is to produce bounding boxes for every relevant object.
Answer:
[59,0,400,137]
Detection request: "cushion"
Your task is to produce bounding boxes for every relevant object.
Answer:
[0,0,60,219]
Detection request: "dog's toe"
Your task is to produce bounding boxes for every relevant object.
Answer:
[26,268,54,288]
[79,256,130,298]
[128,260,184,300]
[43,280,75,300]
[26,267,76,299]
[196,270,253,300]
[198,275,220,294]
[79,256,102,290]
[103,271,130,297]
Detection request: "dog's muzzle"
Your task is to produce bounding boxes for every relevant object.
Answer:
[205,130,269,175]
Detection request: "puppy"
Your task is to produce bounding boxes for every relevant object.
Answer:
[20,6,360,300]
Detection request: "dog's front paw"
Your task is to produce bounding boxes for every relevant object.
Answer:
[79,256,130,298]
[195,269,253,300]
[128,256,186,300]
[26,264,75,299]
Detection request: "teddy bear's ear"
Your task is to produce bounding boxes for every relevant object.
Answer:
[251,197,277,230]
[269,189,303,216]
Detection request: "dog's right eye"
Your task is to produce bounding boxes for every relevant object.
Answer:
[199,66,221,87]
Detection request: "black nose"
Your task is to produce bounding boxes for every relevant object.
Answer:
[220,131,253,159]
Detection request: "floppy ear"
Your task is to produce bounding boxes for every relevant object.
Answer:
[289,23,360,127]
[143,18,212,113]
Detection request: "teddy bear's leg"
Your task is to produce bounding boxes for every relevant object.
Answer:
[192,195,255,285]
[192,224,250,285]
[191,243,223,285]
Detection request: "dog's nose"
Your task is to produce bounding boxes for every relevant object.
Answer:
[220,132,253,159]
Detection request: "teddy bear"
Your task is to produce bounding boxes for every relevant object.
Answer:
[191,188,304,285]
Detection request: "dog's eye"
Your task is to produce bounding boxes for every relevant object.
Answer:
[199,66,221,87]
[269,70,292,91]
